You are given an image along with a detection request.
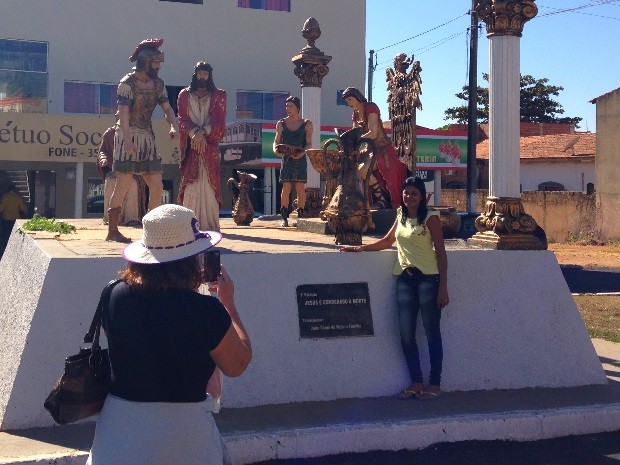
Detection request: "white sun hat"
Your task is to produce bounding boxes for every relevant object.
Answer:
[122,204,222,264]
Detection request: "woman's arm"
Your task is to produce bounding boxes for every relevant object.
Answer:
[362,111,380,140]
[340,219,397,252]
[209,266,252,377]
[427,215,449,309]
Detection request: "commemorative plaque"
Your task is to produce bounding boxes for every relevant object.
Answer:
[296,282,374,339]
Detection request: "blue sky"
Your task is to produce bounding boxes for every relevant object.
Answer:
[366,0,620,131]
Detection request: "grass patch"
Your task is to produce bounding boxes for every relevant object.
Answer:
[573,295,620,343]
[19,214,76,235]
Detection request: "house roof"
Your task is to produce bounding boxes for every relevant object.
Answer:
[476,132,596,161]
[590,86,620,103]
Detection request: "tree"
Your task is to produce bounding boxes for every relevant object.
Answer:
[444,74,582,128]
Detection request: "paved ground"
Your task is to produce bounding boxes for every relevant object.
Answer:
[560,267,620,293]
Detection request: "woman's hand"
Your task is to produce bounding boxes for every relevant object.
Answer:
[437,285,449,309]
[340,245,363,252]
[216,265,235,309]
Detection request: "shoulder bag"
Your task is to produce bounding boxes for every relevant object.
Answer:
[44,279,121,425]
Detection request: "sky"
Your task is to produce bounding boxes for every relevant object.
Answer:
[365,0,620,132]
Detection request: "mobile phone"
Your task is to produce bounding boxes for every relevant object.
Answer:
[202,250,221,283]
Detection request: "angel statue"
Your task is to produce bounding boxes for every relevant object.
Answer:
[386,53,422,172]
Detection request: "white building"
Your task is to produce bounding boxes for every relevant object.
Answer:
[0,0,366,217]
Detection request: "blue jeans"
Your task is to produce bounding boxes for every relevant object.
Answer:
[395,268,443,386]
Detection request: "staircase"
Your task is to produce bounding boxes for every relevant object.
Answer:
[2,170,30,204]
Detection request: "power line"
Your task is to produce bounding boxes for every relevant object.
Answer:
[374,30,466,70]
[538,0,620,17]
[372,1,619,63]
[539,5,620,20]
[374,12,468,52]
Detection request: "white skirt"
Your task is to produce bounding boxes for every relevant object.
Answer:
[86,395,228,465]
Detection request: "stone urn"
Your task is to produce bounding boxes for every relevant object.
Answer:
[429,205,461,239]
[320,127,377,245]
[227,172,257,226]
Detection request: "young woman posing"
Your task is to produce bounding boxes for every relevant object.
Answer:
[341,176,449,400]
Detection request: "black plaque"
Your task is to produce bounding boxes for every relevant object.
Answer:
[297,283,374,339]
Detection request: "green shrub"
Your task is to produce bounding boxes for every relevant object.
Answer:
[19,215,76,234]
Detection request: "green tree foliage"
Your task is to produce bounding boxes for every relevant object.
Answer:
[444,74,582,128]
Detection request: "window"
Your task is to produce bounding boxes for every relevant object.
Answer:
[236,91,288,120]
[0,39,48,113]
[64,82,117,114]
[238,0,290,12]
[337,90,348,106]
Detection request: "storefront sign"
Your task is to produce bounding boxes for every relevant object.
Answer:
[0,113,179,164]
[415,169,434,181]
[296,282,374,339]
[260,125,467,170]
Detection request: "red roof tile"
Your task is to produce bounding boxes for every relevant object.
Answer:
[476,132,595,160]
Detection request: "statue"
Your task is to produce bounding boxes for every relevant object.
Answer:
[177,62,227,232]
[273,96,313,227]
[227,172,258,226]
[386,53,422,172]
[98,113,146,226]
[342,87,407,210]
[106,38,178,242]
[320,127,377,245]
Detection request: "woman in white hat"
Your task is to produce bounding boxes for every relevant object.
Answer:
[87,204,251,465]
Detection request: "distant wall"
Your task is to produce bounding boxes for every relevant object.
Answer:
[594,89,620,241]
[441,189,597,243]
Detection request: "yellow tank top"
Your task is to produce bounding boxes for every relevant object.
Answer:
[392,207,440,276]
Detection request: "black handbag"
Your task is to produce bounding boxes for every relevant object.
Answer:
[44,279,121,425]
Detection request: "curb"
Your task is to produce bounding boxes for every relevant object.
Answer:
[4,403,620,465]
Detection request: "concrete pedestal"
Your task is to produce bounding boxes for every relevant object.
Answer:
[0,221,606,429]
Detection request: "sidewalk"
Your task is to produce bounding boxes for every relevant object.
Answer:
[1,338,618,465]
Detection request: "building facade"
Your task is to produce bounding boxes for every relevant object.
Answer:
[591,87,620,240]
[0,0,366,218]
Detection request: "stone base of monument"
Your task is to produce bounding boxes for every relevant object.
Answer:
[0,220,608,436]
[297,209,397,236]
[469,231,546,250]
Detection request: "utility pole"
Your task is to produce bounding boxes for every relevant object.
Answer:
[367,49,375,101]
[466,2,479,213]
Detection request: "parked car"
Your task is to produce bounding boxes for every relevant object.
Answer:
[87,195,104,214]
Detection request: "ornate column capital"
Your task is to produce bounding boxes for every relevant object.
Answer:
[292,17,332,88]
[475,0,538,37]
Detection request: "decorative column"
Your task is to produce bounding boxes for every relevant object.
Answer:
[292,17,332,214]
[470,0,544,249]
